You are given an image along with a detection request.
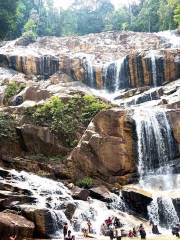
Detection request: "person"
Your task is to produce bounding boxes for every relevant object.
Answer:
[65,230,75,240]
[152,224,161,235]
[172,224,180,237]
[114,228,121,240]
[106,217,113,228]
[133,227,137,237]
[109,226,114,240]
[128,230,134,238]
[81,221,88,237]
[149,219,154,226]
[87,219,92,234]
[114,217,121,228]
[63,223,68,239]
[101,223,108,236]
[139,224,146,239]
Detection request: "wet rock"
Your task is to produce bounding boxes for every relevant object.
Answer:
[64,202,76,220]
[0,212,34,240]
[71,187,90,201]
[22,207,65,238]
[122,186,152,219]
[89,186,112,202]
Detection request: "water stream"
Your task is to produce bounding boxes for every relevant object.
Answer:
[133,107,179,227]
[0,168,130,238]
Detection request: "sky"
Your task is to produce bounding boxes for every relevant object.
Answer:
[53,0,136,9]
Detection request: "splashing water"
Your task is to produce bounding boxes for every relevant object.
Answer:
[133,107,179,227]
[149,51,157,87]
[157,31,180,48]
[148,197,160,225]
[133,108,176,177]
[114,57,126,91]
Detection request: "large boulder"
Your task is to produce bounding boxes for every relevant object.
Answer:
[167,110,180,153]
[71,187,90,201]
[22,207,66,238]
[89,185,113,202]
[18,124,69,156]
[71,109,137,184]
[0,212,34,240]
[122,186,152,219]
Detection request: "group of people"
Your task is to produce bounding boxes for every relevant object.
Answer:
[63,223,76,240]
[100,217,147,240]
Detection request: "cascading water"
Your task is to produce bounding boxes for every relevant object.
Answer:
[157,31,180,49]
[133,108,176,176]
[149,51,157,87]
[114,57,125,92]
[133,107,179,227]
[0,168,131,238]
[103,57,129,92]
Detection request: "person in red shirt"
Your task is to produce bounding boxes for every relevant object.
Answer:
[128,230,134,238]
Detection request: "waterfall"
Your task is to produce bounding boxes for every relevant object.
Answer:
[80,53,95,88]
[149,51,157,87]
[148,197,160,225]
[158,196,179,227]
[133,108,176,176]
[157,31,180,49]
[133,108,179,227]
[86,58,94,88]
[104,57,128,92]
[0,167,127,238]
[114,58,125,91]
[148,196,179,228]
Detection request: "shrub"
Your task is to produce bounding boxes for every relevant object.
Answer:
[81,95,111,125]
[4,81,25,105]
[0,112,17,142]
[76,177,94,189]
[28,94,111,148]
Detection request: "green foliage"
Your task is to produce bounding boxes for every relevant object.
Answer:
[28,95,110,148]
[4,81,26,105]
[25,154,66,163]
[76,177,94,189]
[174,3,180,26]
[81,95,110,125]
[0,0,19,39]
[0,113,17,142]
[1,0,179,40]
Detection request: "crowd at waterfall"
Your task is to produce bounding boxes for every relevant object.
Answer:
[62,216,180,239]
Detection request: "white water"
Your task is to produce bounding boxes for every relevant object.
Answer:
[133,108,175,177]
[148,197,160,225]
[0,168,130,238]
[149,51,157,87]
[133,107,179,227]
[74,53,95,88]
[115,57,125,91]
[157,30,180,48]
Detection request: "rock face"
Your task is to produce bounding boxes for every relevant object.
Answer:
[18,124,69,156]
[0,32,179,92]
[23,208,65,238]
[71,109,137,184]
[0,212,34,240]
[89,186,113,202]
[122,186,152,219]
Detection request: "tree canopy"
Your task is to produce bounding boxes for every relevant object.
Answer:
[0,0,179,40]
